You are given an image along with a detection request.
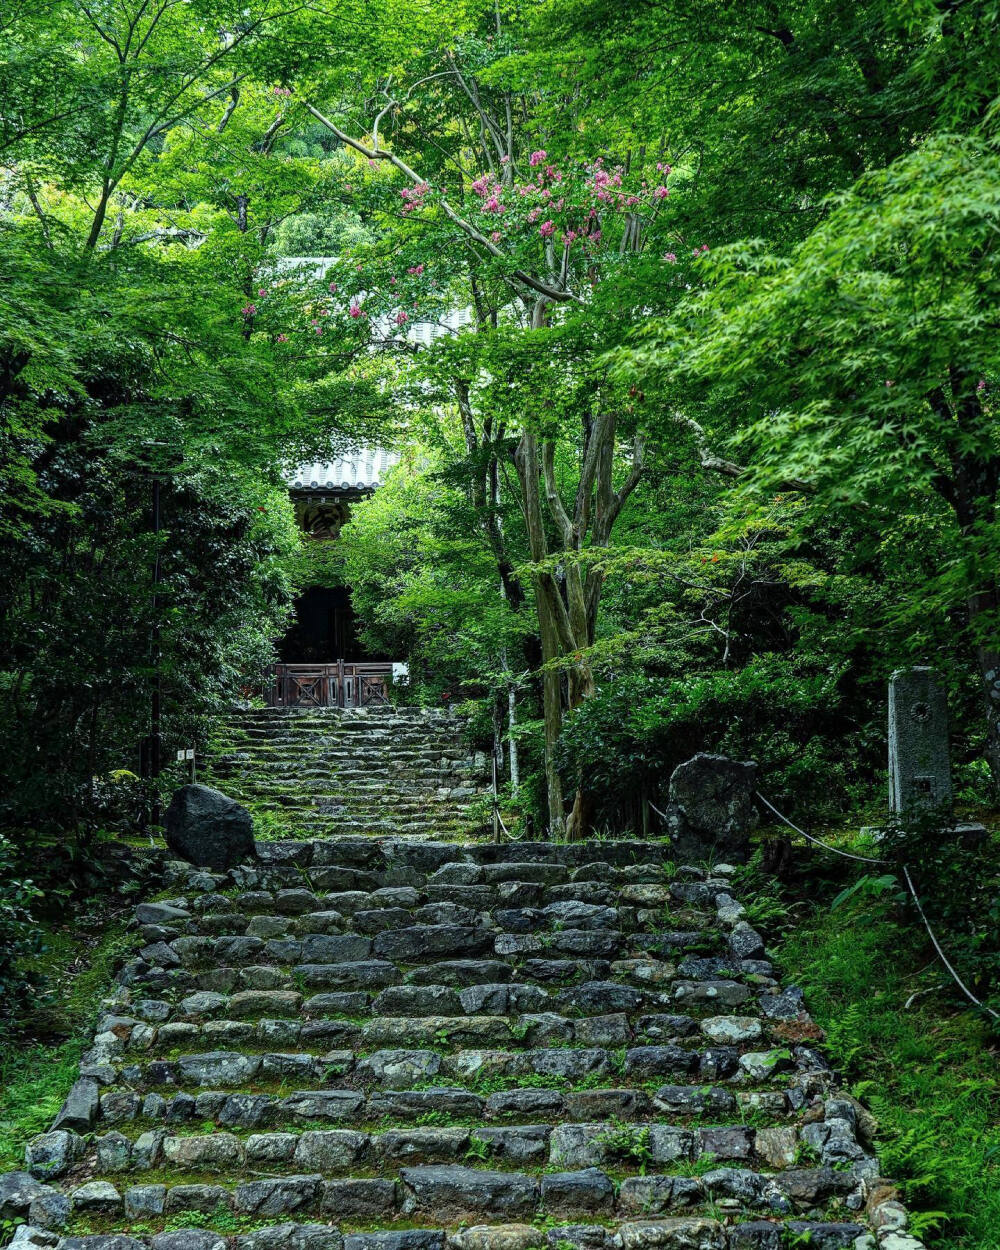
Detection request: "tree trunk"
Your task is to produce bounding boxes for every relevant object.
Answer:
[968,588,1000,793]
[507,683,520,795]
[536,599,565,837]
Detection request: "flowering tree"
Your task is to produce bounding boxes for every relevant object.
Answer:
[283,68,705,833]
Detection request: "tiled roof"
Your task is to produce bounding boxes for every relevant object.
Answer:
[287,446,400,491]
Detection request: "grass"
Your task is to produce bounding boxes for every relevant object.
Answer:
[776,865,1000,1248]
[0,901,135,1171]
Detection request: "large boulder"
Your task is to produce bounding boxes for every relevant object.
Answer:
[164,785,256,871]
[665,754,758,861]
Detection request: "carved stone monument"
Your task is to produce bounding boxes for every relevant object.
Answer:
[888,667,952,821]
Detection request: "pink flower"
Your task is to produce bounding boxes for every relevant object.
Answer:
[539,220,555,238]
[349,304,363,319]
[977,378,987,392]
[390,277,397,286]
[701,244,709,251]
[407,264,424,275]
[329,282,338,293]
[315,326,323,335]
[471,175,490,198]
[653,185,669,200]
[490,231,502,243]
[241,303,256,317]
[527,208,541,223]
[258,287,267,296]
[529,150,547,167]
[562,230,577,247]
[395,310,409,325]
[344,184,352,192]
[663,252,677,263]
[276,334,288,342]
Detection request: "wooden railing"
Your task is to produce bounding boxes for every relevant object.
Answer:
[267,661,393,708]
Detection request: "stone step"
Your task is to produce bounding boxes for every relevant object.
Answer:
[96,1081,804,1131]
[93,1039,827,1098]
[47,1212,872,1250]
[95,1012,775,1059]
[3,726,915,1250]
[61,1115,828,1180]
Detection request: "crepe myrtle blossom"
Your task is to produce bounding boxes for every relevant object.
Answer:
[241,303,256,317]
[539,220,555,238]
[663,252,677,263]
[349,303,363,319]
[395,310,409,325]
[529,150,547,166]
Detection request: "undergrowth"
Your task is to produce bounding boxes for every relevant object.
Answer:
[0,904,133,1171]
[772,835,1000,1249]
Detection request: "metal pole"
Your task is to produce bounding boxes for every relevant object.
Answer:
[150,476,163,829]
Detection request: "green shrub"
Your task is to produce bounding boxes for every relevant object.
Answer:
[0,834,43,1031]
[556,657,873,831]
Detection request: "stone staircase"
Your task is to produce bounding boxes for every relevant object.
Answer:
[2,835,925,1249]
[204,708,490,838]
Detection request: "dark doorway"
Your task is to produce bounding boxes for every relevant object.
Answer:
[278,585,375,663]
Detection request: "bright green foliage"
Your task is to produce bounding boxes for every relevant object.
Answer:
[780,852,1000,1246]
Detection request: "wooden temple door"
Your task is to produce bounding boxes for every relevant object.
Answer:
[269,662,392,708]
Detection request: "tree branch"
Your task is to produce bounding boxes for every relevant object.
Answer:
[302,101,580,305]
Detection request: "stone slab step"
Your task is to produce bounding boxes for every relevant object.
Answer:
[96,1082,804,1131]
[61,1117,828,1178]
[40,1165,868,1230]
[47,1215,874,1250]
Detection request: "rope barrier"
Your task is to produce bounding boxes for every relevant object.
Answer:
[902,864,1000,1021]
[755,792,889,865]
[757,790,1000,1022]
[495,803,517,841]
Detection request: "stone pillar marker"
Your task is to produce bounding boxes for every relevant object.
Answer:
[888,666,953,821]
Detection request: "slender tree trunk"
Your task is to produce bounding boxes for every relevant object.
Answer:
[537,597,565,837]
[968,588,1000,791]
[507,683,519,795]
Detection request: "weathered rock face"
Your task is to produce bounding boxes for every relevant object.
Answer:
[665,754,758,861]
[164,785,256,871]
